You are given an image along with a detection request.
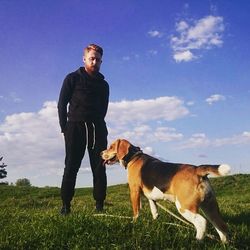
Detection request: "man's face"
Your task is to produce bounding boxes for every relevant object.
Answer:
[84,50,102,75]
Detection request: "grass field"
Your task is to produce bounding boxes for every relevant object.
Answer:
[0,174,250,249]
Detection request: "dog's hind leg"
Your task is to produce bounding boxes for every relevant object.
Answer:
[148,199,159,219]
[175,199,207,240]
[201,197,229,243]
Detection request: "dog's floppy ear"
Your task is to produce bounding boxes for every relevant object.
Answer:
[115,139,120,153]
[116,139,130,160]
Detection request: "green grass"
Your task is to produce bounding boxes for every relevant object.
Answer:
[0,174,250,249]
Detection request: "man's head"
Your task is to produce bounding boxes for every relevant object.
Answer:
[83,44,103,76]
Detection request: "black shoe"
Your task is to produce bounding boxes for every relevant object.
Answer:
[60,205,71,215]
[95,201,104,212]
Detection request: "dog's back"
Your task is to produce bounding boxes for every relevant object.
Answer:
[140,154,182,192]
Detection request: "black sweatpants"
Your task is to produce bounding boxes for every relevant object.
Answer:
[61,121,107,206]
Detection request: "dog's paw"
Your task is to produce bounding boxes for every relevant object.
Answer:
[133,215,139,222]
[153,213,159,220]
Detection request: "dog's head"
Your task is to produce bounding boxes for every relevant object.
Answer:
[101,139,141,167]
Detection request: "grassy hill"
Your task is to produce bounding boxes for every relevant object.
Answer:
[0,174,249,249]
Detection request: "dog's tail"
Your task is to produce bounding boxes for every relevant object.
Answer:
[196,164,231,177]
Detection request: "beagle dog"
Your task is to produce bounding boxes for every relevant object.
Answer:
[101,139,230,243]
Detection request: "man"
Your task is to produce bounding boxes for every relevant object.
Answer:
[58,44,109,215]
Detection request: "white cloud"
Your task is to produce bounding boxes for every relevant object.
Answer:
[0,97,189,186]
[154,127,183,142]
[171,15,224,62]
[187,16,224,43]
[106,96,189,125]
[108,124,183,147]
[122,53,139,61]
[214,131,250,146]
[179,133,210,149]
[1,97,249,186]
[0,92,22,103]
[173,50,196,62]
[0,101,65,186]
[176,21,189,32]
[9,92,22,103]
[187,101,195,106]
[206,94,226,105]
[148,50,158,56]
[122,56,130,61]
[148,30,163,38]
[143,146,154,155]
[179,131,250,149]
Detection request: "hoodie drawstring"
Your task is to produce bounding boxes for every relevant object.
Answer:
[84,122,96,150]
[92,123,96,150]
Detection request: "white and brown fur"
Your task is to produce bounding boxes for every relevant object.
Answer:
[101,139,230,243]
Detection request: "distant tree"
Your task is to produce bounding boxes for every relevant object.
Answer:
[16,178,31,187]
[0,182,8,185]
[0,156,7,180]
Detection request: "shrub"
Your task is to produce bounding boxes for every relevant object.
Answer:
[16,178,31,187]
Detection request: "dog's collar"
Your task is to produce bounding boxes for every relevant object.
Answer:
[122,145,143,169]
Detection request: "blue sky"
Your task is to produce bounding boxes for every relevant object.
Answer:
[0,0,250,187]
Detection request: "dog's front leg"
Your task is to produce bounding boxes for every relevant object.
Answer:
[148,199,159,219]
[130,188,141,220]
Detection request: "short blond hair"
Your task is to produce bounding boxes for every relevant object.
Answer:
[84,44,103,56]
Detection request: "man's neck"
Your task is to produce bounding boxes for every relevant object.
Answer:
[84,67,98,78]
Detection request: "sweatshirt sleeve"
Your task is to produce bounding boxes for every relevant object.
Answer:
[102,81,110,118]
[57,74,74,133]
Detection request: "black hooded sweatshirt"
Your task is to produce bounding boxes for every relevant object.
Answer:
[57,67,109,133]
